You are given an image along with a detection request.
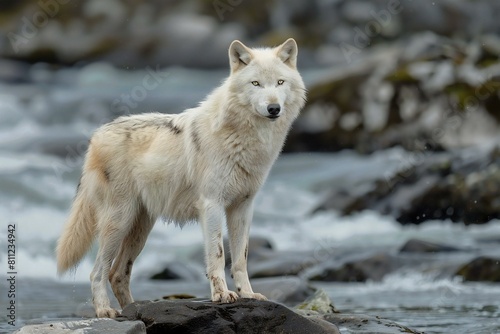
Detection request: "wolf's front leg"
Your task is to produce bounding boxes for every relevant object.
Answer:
[200,198,238,303]
[227,199,267,301]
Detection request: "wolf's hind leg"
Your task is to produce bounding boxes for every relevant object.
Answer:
[91,206,137,318]
[109,205,154,309]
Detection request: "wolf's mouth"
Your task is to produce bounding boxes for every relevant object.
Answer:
[266,115,280,120]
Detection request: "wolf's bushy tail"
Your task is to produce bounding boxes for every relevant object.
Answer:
[56,183,96,274]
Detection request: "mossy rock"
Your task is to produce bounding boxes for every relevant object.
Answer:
[456,257,500,282]
[307,73,367,112]
[444,82,476,110]
[384,65,419,84]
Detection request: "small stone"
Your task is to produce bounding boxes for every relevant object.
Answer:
[295,289,339,314]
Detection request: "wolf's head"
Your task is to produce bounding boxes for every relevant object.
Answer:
[226,38,306,122]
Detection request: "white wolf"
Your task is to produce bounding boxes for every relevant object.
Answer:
[56,38,306,318]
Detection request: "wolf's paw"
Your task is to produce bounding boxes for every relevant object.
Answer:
[212,290,239,303]
[239,291,268,301]
[96,307,120,318]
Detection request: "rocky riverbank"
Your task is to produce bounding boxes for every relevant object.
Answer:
[14,289,425,334]
[14,233,498,333]
[6,218,500,334]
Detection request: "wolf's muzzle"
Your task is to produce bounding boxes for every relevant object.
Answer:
[267,104,281,119]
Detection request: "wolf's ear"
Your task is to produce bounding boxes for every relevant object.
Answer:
[276,38,298,68]
[229,40,253,73]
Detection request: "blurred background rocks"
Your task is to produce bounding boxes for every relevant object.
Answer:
[1,0,500,68]
[4,0,500,150]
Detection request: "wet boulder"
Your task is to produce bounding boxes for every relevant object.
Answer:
[393,147,500,225]
[120,298,340,334]
[399,238,461,253]
[316,146,500,225]
[249,250,322,278]
[308,253,398,282]
[150,260,204,281]
[455,256,500,282]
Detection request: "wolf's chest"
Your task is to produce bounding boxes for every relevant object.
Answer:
[213,153,268,201]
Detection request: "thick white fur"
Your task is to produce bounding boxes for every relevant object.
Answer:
[56,38,306,318]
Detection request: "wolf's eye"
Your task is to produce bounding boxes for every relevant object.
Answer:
[251,81,260,86]
[277,79,284,85]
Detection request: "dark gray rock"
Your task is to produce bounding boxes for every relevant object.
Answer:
[13,318,146,334]
[391,147,500,225]
[309,252,398,282]
[316,146,500,225]
[399,238,461,253]
[455,256,500,282]
[0,59,30,83]
[150,260,204,281]
[120,298,339,334]
[249,250,320,278]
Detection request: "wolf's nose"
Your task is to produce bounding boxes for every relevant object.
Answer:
[267,104,281,116]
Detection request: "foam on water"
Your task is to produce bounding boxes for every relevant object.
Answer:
[371,271,467,292]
